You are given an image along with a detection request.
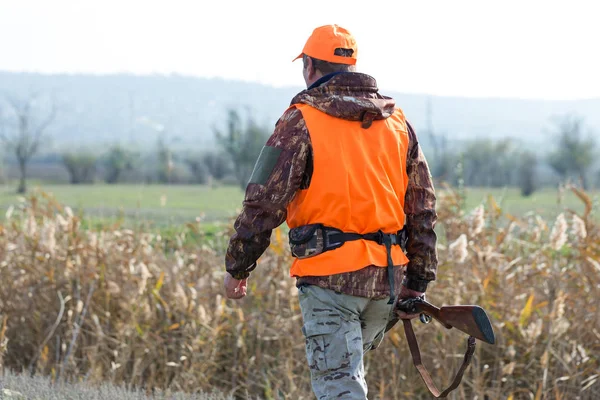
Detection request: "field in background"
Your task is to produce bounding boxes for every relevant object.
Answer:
[462,186,600,219]
[0,184,597,227]
[0,184,243,227]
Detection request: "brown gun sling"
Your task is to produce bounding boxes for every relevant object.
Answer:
[402,319,477,398]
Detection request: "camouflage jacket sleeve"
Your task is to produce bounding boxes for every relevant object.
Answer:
[403,121,438,284]
[225,108,311,279]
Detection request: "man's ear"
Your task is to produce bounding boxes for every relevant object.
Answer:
[305,56,317,80]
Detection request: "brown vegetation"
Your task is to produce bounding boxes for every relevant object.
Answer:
[0,188,598,399]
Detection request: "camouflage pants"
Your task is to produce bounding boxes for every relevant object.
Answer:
[297,285,395,400]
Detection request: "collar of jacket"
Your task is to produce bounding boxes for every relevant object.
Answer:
[307,71,347,90]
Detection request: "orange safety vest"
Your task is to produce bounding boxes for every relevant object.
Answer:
[286,103,410,277]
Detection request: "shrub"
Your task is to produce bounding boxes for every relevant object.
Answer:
[185,157,210,184]
[62,152,97,184]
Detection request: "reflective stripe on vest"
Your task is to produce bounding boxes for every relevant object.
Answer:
[286,103,410,277]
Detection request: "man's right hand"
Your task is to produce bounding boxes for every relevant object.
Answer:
[396,284,425,320]
[224,273,248,300]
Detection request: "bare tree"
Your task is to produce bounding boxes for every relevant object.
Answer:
[0,94,56,193]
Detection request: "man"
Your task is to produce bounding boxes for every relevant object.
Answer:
[224,24,437,400]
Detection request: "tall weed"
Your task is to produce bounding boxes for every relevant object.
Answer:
[0,188,598,399]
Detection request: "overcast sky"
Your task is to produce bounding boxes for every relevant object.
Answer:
[1,0,598,100]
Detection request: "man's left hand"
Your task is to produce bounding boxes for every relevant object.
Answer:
[396,284,425,320]
[224,273,248,299]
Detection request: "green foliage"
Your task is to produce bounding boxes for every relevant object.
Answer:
[62,152,97,184]
[452,154,466,211]
[104,145,137,184]
[185,156,210,184]
[518,150,538,197]
[431,151,455,182]
[431,138,543,191]
[155,136,173,184]
[547,115,596,189]
[461,138,515,187]
[214,109,269,190]
[202,152,232,180]
[184,151,234,184]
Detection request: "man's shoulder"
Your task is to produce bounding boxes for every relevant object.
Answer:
[268,106,310,151]
[276,105,305,128]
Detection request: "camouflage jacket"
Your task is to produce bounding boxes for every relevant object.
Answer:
[225,72,438,299]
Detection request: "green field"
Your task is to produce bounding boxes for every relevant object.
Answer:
[0,184,596,228]
[461,186,597,219]
[0,184,244,226]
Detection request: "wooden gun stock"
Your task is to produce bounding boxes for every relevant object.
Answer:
[397,298,496,345]
[395,297,496,397]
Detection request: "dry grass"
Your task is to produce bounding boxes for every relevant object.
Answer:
[0,187,598,399]
[0,369,233,399]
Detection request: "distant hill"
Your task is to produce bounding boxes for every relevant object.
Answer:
[1,71,599,153]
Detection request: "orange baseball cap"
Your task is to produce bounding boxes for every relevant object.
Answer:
[293,24,358,65]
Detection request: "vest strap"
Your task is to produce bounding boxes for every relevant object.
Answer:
[331,229,404,304]
[289,224,407,302]
[382,234,396,304]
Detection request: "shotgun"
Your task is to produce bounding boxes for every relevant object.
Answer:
[397,297,496,344]
[395,297,496,398]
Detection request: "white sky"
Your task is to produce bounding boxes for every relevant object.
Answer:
[1,0,599,100]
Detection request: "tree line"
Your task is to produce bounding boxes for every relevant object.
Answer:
[0,94,268,191]
[424,114,597,196]
[1,93,598,196]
